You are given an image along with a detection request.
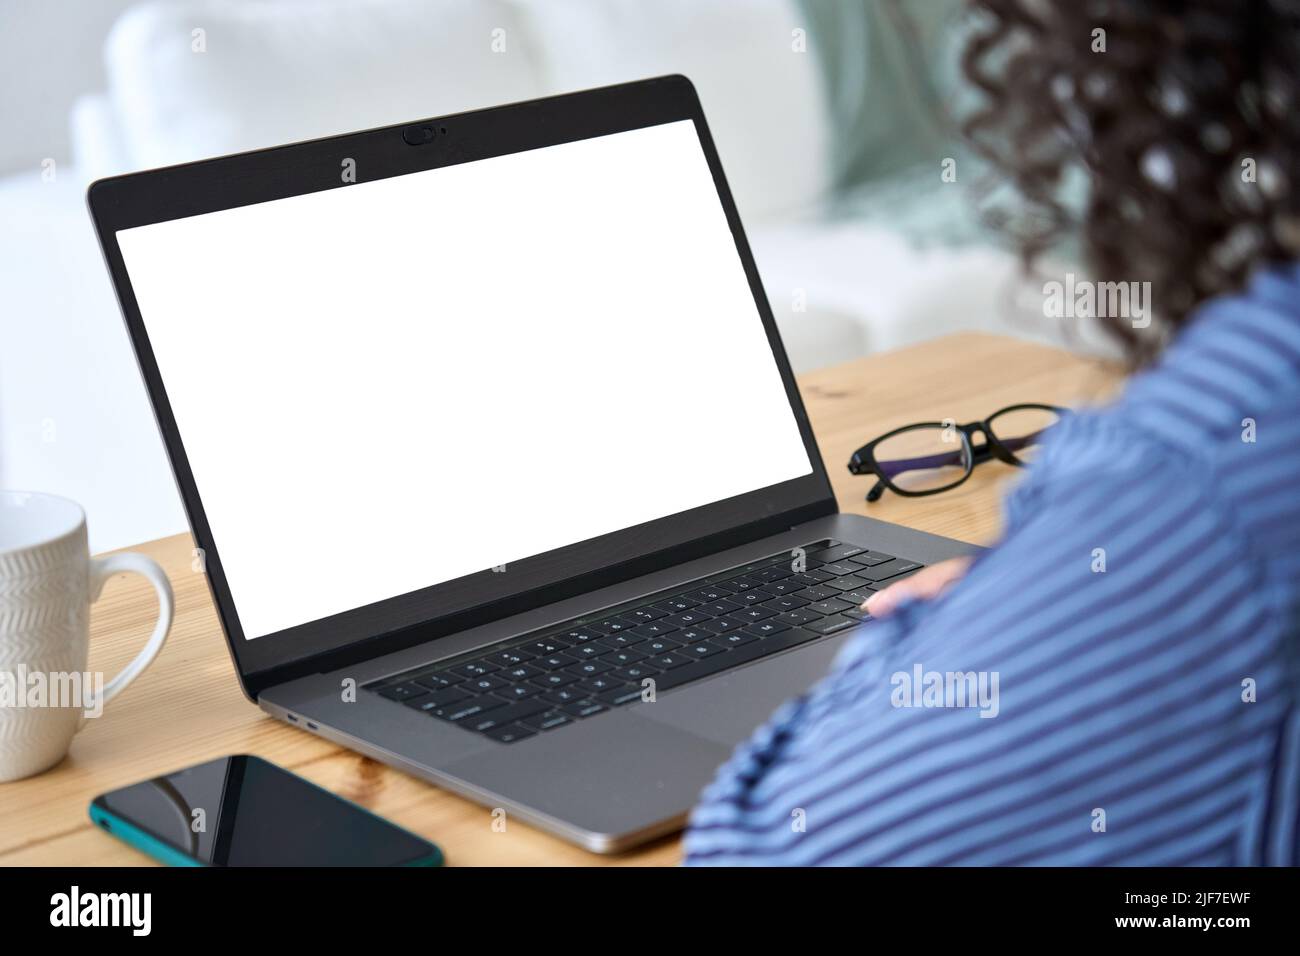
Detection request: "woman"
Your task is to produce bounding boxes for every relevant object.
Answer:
[685,0,1300,865]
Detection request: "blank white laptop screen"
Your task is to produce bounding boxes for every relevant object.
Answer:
[116,119,813,640]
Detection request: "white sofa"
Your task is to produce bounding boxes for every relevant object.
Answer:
[1,0,1041,551]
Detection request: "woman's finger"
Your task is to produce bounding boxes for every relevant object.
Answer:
[863,556,973,619]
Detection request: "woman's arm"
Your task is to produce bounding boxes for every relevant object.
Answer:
[684,413,1289,865]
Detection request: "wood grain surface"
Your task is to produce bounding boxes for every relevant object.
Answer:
[0,332,1122,866]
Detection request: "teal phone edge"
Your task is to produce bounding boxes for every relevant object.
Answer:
[88,802,206,867]
[88,755,445,868]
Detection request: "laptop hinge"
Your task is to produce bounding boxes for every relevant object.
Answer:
[243,498,835,698]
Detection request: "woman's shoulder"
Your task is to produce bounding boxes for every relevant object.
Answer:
[1007,263,1300,545]
[1117,263,1300,452]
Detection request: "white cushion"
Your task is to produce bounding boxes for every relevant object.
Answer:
[511,0,832,223]
[0,171,187,551]
[102,0,831,223]
[105,0,545,169]
[69,93,132,182]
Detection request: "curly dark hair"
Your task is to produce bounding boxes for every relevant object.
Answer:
[959,0,1300,364]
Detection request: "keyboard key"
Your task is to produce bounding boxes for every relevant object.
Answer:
[501,664,544,682]
[520,710,571,732]
[577,676,621,695]
[676,628,713,643]
[688,586,734,602]
[642,635,684,654]
[789,554,828,574]
[885,569,922,585]
[805,614,858,635]
[440,697,508,722]
[843,607,871,621]
[720,577,758,592]
[764,580,806,595]
[592,616,638,633]
[735,606,777,622]
[597,685,644,706]
[465,675,509,694]
[488,647,537,666]
[663,611,710,628]
[697,617,743,634]
[655,596,700,612]
[567,660,614,678]
[600,648,648,667]
[809,544,866,563]
[531,671,579,689]
[534,653,579,670]
[792,570,834,585]
[708,630,759,648]
[482,723,536,743]
[732,588,775,606]
[561,700,607,719]
[808,598,854,615]
[777,609,821,626]
[493,684,542,701]
[409,695,464,716]
[750,565,794,583]
[467,698,547,731]
[378,682,429,702]
[522,639,569,656]
[650,653,690,670]
[542,687,586,705]
[848,550,895,567]
[841,588,877,605]
[679,641,727,660]
[764,595,809,612]
[825,576,871,592]
[405,689,462,712]
[568,643,604,660]
[624,606,667,623]
[452,660,499,679]
[800,586,840,602]
[595,631,647,649]
[612,664,660,682]
[821,562,865,577]
[859,559,924,582]
[629,621,678,638]
[743,620,791,637]
[554,627,603,644]
[699,600,743,617]
[413,672,463,691]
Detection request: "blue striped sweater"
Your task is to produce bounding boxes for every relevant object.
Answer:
[684,265,1300,866]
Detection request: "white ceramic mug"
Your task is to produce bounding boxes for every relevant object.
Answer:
[0,491,172,782]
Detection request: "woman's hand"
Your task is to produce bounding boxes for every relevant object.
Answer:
[862,556,973,619]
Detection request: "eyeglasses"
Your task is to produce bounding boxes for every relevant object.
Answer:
[847,403,1066,502]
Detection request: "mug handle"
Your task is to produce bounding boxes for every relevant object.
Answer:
[86,552,174,714]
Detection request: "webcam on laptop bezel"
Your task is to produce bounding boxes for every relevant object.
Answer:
[402,122,446,146]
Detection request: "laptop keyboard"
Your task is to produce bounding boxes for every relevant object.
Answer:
[364,540,923,743]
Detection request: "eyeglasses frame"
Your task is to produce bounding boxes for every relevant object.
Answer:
[846,403,1066,502]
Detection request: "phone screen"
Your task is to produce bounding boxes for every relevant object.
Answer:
[92,755,439,866]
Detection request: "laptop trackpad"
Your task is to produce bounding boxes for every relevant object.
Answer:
[633,632,852,747]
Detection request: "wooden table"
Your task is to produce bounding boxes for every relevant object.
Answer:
[0,332,1122,866]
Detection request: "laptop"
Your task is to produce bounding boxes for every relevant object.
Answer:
[89,76,972,852]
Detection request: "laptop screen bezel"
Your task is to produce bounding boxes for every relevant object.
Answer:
[87,75,837,698]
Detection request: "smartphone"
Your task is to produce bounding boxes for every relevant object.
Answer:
[89,754,443,866]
